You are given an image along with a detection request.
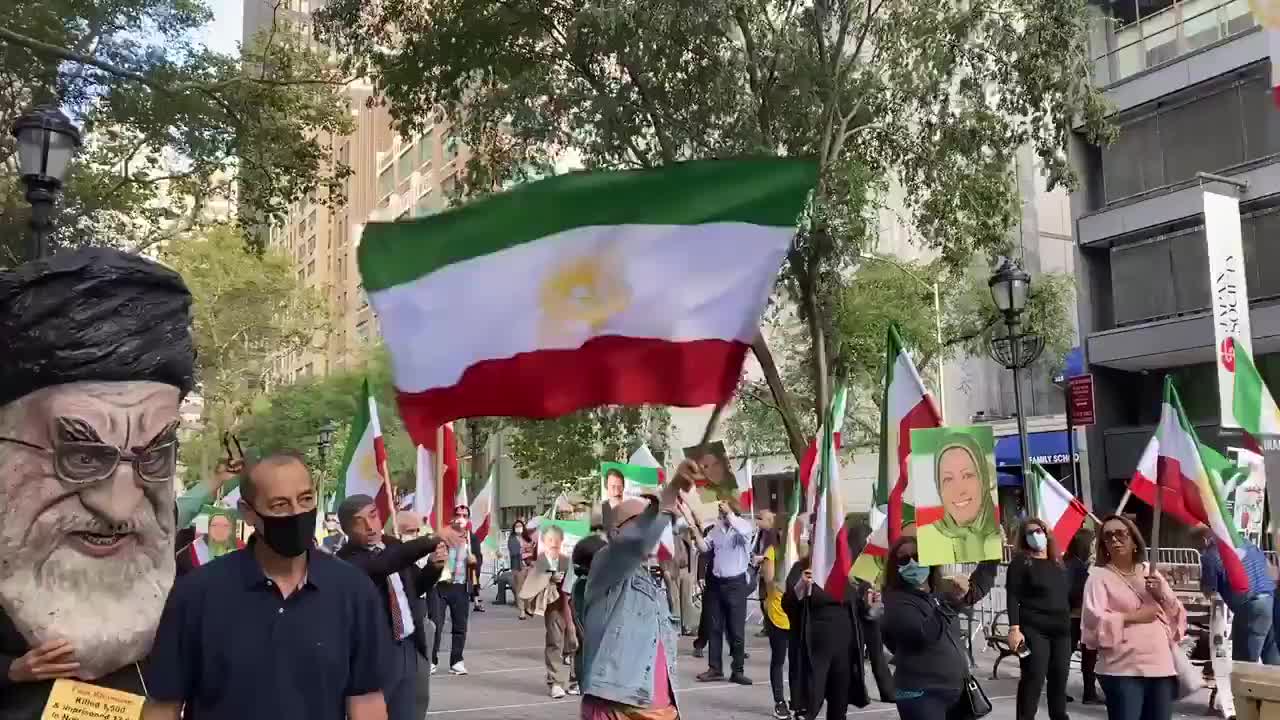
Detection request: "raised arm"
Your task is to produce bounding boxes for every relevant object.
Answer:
[344,536,441,578]
[585,499,669,602]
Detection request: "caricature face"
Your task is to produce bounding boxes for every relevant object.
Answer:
[543,529,564,558]
[0,381,179,679]
[938,446,983,526]
[208,515,233,544]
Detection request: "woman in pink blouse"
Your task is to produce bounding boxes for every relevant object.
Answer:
[1082,514,1186,720]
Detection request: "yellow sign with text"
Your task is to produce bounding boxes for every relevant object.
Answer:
[41,679,144,720]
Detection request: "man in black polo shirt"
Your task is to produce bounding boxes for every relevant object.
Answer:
[143,453,392,720]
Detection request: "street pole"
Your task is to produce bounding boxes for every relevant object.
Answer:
[933,282,946,421]
[26,185,54,259]
[1010,318,1036,518]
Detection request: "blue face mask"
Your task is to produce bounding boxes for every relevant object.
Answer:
[899,560,930,586]
[1026,531,1047,552]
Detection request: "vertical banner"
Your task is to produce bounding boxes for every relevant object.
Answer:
[1204,190,1253,429]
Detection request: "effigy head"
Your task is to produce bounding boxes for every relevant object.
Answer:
[0,248,195,679]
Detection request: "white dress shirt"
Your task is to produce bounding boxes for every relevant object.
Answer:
[698,513,754,580]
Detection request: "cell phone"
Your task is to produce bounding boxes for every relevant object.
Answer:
[1016,644,1031,659]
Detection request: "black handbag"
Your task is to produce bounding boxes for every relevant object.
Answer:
[943,611,992,718]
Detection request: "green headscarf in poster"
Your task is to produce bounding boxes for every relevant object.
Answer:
[928,431,1000,561]
[201,505,240,558]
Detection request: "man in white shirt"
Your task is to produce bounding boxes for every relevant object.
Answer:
[695,500,754,685]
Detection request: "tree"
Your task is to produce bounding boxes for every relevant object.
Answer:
[168,224,328,483]
[313,0,1111,458]
[505,406,671,503]
[724,259,1077,454]
[0,0,354,265]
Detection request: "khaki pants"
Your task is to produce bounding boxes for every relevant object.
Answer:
[665,567,697,633]
[545,603,578,688]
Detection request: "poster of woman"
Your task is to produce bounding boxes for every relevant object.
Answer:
[910,426,1002,565]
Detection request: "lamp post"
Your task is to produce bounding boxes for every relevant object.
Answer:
[316,421,338,504]
[859,252,946,420]
[986,258,1045,515]
[11,106,81,259]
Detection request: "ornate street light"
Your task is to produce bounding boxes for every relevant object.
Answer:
[11,106,81,259]
[316,421,339,464]
[986,258,1044,515]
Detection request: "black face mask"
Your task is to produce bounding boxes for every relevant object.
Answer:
[254,507,317,558]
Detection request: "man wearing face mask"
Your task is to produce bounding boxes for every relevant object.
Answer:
[143,452,393,720]
[337,495,447,720]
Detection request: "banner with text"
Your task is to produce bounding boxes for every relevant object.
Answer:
[1205,190,1253,429]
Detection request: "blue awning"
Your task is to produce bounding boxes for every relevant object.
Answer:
[995,431,1079,467]
[996,472,1023,487]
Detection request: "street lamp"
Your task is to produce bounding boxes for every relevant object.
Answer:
[316,421,339,464]
[986,257,1044,514]
[859,252,946,420]
[11,106,81,259]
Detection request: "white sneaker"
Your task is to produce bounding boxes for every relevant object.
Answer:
[550,685,567,699]
[430,664,438,675]
[450,662,468,675]
[567,684,581,696]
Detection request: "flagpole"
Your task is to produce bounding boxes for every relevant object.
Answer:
[1150,476,1163,572]
[436,426,446,533]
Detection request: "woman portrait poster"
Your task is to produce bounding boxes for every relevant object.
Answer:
[909,426,1002,565]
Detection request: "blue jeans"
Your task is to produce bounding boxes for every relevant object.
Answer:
[1098,675,1174,720]
[895,688,963,720]
[1233,594,1280,664]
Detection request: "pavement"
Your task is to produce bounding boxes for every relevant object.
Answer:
[426,597,1221,720]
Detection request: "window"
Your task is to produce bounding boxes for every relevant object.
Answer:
[378,166,395,199]
[397,147,414,182]
[1099,69,1280,205]
[307,259,316,277]
[297,269,305,283]
[415,190,435,218]
[444,134,460,161]
[418,138,432,168]
[441,175,457,204]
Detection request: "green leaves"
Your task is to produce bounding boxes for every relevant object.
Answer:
[0,0,354,265]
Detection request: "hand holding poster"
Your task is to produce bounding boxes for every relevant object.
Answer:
[910,426,1002,565]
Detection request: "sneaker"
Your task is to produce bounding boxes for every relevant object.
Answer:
[550,685,567,699]
[564,655,572,666]
[568,684,581,696]
[450,662,468,675]
[692,647,705,659]
[773,701,791,719]
[473,603,485,613]
[430,664,438,675]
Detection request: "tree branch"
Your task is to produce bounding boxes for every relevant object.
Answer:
[751,332,808,463]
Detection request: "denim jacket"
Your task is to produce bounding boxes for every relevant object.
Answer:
[580,501,678,708]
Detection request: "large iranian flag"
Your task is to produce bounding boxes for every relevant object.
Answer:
[357,158,816,447]
[338,379,393,526]
[812,384,853,602]
[1233,346,1280,436]
[876,324,942,543]
[1133,377,1249,595]
[415,423,458,529]
[469,466,494,542]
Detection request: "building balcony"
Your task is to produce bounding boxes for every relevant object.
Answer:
[1088,0,1257,89]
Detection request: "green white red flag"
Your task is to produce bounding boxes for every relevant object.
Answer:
[876,324,942,543]
[1032,462,1088,550]
[811,385,853,601]
[356,158,816,449]
[469,465,494,542]
[1132,377,1248,595]
[338,379,393,526]
[1232,345,1280,437]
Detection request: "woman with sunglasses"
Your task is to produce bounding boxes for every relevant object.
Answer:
[881,535,997,720]
[1006,519,1071,720]
[1082,514,1185,720]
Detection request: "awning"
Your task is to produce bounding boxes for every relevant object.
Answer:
[995,431,1079,468]
[996,471,1024,488]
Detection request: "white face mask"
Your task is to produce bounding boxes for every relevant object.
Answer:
[1026,531,1047,552]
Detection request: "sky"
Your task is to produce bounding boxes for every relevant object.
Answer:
[194,0,242,56]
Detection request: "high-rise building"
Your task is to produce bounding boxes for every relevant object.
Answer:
[1070,1,1275,512]
[242,0,469,383]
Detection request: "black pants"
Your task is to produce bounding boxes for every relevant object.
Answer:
[383,639,419,720]
[694,587,712,650]
[1070,616,1099,696]
[430,583,470,666]
[764,615,798,704]
[707,574,748,675]
[1017,625,1071,720]
[806,608,853,720]
[859,616,894,702]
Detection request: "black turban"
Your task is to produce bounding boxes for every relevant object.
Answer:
[0,247,196,408]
